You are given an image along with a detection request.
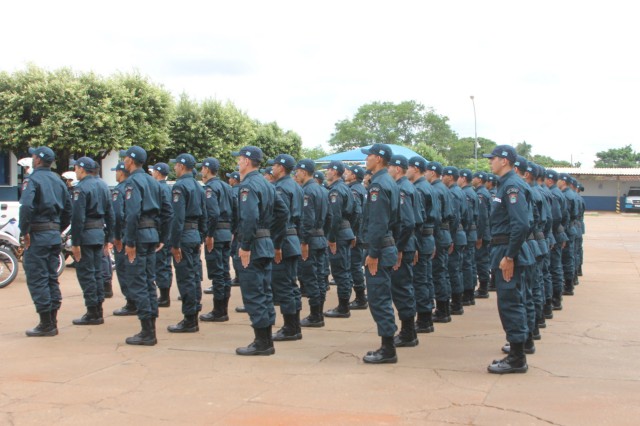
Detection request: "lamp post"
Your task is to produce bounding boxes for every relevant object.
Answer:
[470,95,478,169]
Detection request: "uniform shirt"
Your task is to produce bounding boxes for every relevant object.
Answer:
[326,179,356,243]
[362,169,400,259]
[474,184,492,241]
[489,170,534,268]
[204,176,233,243]
[530,181,549,256]
[547,183,569,244]
[449,183,469,248]
[413,176,440,227]
[562,187,580,237]
[430,178,454,247]
[19,166,71,246]
[461,184,479,242]
[299,179,330,250]
[274,174,303,258]
[235,170,288,258]
[396,175,419,253]
[71,175,114,246]
[111,181,126,243]
[122,168,173,247]
[157,180,173,245]
[348,180,367,242]
[170,174,207,247]
[94,176,115,243]
[576,192,586,235]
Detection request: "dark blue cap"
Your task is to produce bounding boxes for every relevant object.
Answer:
[443,166,459,178]
[151,162,170,175]
[408,156,428,171]
[232,145,263,162]
[201,158,220,172]
[390,154,408,169]
[348,165,365,180]
[72,156,96,171]
[546,169,558,181]
[226,171,240,180]
[260,167,273,175]
[427,161,443,175]
[537,167,546,179]
[294,159,316,173]
[570,177,578,187]
[325,160,345,174]
[525,162,538,176]
[558,173,571,182]
[29,146,55,162]
[267,154,296,169]
[514,155,528,172]
[111,161,126,172]
[459,168,473,181]
[487,174,497,183]
[170,153,196,169]
[313,171,325,181]
[361,143,392,162]
[483,145,517,163]
[472,171,488,182]
[578,184,585,192]
[120,146,147,164]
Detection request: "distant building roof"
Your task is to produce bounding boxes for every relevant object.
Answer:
[552,168,640,176]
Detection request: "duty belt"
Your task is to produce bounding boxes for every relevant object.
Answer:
[183,221,199,230]
[421,227,434,236]
[216,222,231,230]
[535,231,545,240]
[286,228,298,236]
[362,236,395,249]
[138,218,156,229]
[340,220,351,230]
[255,229,271,238]
[309,229,324,237]
[439,223,450,231]
[30,222,60,232]
[491,234,509,245]
[84,219,105,230]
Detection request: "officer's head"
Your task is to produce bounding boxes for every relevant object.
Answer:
[361,143,392,173]
[570,177,579,190]
[344,165,365,184]
[363,169,373,188]
[201,157,220,179]
[514,155,528,178]
[458,169,473,186]
[292,159,316,184]
[387,155,408,180]
[407,156,428,182]
[425,161,443,182]
[260,167,275,183]
[557,173,572,190]
[524,162,538,183]
[150,162,170,181]
[72,156,96,179]
[226,171,240,185]
[472,171,487,187]
[268,154,296,179]
[29,146,55,168]
[232,146,263,174]
[545,169,559,188]
[170,153,196,178]
[111,161,128,183]
[483,145,517,176]
[486,173,496,188]
[120,146,147,172]
[324,160,345,184]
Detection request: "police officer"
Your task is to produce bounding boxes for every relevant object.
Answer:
[267,154,304,341]
[361,144,400,364]
[149,162,174,308]
[443,166,468,316]
[312,170,331,292]
[426,162,455,323]
[199,157,234,323]
[572,179,586,283]
[233,146,288,356]
[89,163,115,299]
[324,160,357,319]
[167,154,206,333]
[344,165,368,309]
[558,173,579,296]
[407,156,439,333]
[388,154,419,347]
[118,146,173,346]
[111,162,137,316]
[70,157,114,326]
[537,167,557,319]
[485,174,498,291]
[226,171,242,290]
[483,145,534,374]
[472,172,492,299]
[20,147,72,337]
[458,169,479,306]
[544,170,569,311]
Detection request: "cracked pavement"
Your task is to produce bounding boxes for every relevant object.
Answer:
[1,212,640,425]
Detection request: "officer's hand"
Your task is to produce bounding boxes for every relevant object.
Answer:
[448,243,454,255]
[413,251,419,265]
[476,239,483,249]
[205,236,214,253]
[365,255,378,276]
[274,248,282,264]
[562,242,566,249]
[328,241,337,255]
[114,239,123,253]
[499,256,514,282]
[23,234,31,250]
[103,245,111,258]
[155,242,164,252]
[172,247,182,263]
[72,246,82,262]
[301,243,309,261]
[126,246,136,263]
[393,251,403,271]
[351,238,357,248]
[239,248,251,268]
[431,249,436,260]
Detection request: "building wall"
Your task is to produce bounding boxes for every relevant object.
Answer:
[575,176,640,211]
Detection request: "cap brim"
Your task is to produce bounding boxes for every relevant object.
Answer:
[482,154,495,158]
[266,159,275,165]
[168,159,177,164]
[231,151,241,157]
[360,148,372,155]
[119,150,127,157]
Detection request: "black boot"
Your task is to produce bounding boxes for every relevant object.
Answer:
[462,289,475,306]
[501,335,536,355]
[488,274,497,291]
[451,293,464,315]
[363,336,397,364]
[537,314,547,329]
[394,318,419,347]
[200,299,229,322]
[489,341,528,374]
[325,298,351,318]
[167,314,199,333]
[157,288,171,308]
[577,265,583,277]
[72,306,104,325]
[300,304,325,327]
[433,300,451,323]
[231,276,240,286]
[113,299,137,316]
[51,309,58,327]
[104,282,114,298]
[223,287,231,317]
[349,288,368,310]
[475,281,490,299]
[26,311,58,337]
[236,326,275,356]
[97,302,104,320]
[532,326,541,340]
[125,318,157,346]
[415,311,434,333]
[272,314,301,341]
[563,278,574,296]
[552,291,563,311]
[543,300,554,319]
[295,310,302,337]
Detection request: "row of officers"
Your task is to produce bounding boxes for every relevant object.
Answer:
[19,143,585,373]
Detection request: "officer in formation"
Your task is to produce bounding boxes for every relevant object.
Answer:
[149,162,174,308]
[343,165,368,309]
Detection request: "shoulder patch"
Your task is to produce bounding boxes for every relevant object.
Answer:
[125,186,133,200]
[400,191,406,205]
[369,186,380,202]
[240,187,250,202]
[22,178,29,191]
[172,189,181,203]
[73,189,81,201]
[112,190,119,202]
[303,194,310,207]
[329,191,338,204]
[205,187,213,199]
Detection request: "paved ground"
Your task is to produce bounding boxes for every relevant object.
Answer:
[1,212,640,425]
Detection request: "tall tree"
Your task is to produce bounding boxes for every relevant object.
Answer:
[516,141,533,159]
[594,145,640,168]
[301,145,328,160]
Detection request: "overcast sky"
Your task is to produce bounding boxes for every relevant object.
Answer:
[3,0,639,166]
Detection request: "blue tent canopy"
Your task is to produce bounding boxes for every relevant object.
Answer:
[316,144,424,163]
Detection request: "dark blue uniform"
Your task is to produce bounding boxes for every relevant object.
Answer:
[561,181,579,294]
[537,179,556,315]
[348,179,367,307]
[460,182,479,304]
[430,177,454,319]
[474,180,492,296]
[155,180,174,296]
[546,176,569,309]
[111,179,137,315]
[447,179,468,313]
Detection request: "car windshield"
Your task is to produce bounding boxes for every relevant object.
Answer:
[628,189,640,197]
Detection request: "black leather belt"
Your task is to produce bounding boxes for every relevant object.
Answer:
[138,218,156,229]
[84,219,104,229]
[184,222,199,230]
[255,229,271,238]
[30,222,60,232]
[421,227,434,236]
[216,222,231,230]
[362,236,395,250]
[491,234,509,245]
[286,228,298,236]
[309,229,324,237]
[440,223,450,231]
[340,220,351,230]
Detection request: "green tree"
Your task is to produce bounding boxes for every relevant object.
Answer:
[516,141,533,159]
[449,137,497,169]
[594,145,640,168]
[530,155,571,168]
[300,145,328,160]
[251,121,302,165]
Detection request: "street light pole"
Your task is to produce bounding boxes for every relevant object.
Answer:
[470,95,478,170]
